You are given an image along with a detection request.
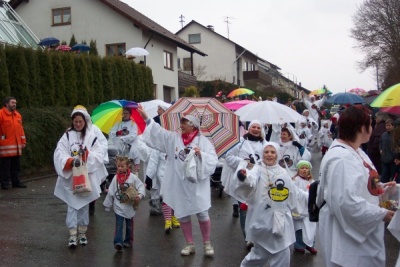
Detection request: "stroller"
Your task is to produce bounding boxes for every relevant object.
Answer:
[102,137,131,190]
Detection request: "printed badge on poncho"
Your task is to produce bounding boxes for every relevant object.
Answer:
[268,179,289,202]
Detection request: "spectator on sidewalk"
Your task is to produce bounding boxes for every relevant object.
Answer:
[0,96,27,190]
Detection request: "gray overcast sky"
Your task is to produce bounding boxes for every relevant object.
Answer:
[122,0,377,94]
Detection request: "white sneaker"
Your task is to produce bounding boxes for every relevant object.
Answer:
[78,233,88,245]
[68,235,77,247]
[181,244,195,256]
[204,242,214,257]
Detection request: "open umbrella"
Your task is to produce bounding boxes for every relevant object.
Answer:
[223,100,255,111]
[55,45,71,51]
[72,43,90,52]
[125,47,149,57]
[38,37,59,46]
[91,100,146,135]
[348,88,367,96]
[380,106,400,115]
[370,83,400,108]
[326,92,365,105]
[227,88,254,98]
[234,100,303,124]
[160,97,240,157]
[309,88,332,96]
[139,99,171,119]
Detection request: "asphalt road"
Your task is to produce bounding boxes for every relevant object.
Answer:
[0,151,399,267]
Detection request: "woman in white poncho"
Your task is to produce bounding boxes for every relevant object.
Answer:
[54,105,108,247]
[234,142,308,267]
[318,105,395,267]
[137,106,218,257]
[221,119,265,247]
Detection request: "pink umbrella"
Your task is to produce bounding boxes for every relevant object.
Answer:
[55,45,71,51]
[380,106,400,115]
[223,100,255,111]
[348,88,367,96]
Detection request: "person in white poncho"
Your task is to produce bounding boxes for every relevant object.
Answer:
[221,119,265,248]
[317,105,395,267]
[137,106,218,257]
[54,105,108,248]
[234,142,308,267]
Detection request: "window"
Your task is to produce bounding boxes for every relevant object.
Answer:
[52,8,71,26]
[188,33,201,44]
[106,43,126,57]
[250,63,256,71]
[243,61,248,71]
[183,58,192,71]
[163,51,173,70]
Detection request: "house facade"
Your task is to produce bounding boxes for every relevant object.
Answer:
[11,0,205,103]
[176,20,305,98]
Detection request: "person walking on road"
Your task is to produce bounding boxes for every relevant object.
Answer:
[0,96,27,190]
[234,142,308,267]
[137,106,218,257]
[103,156,145,251]
[317,105,395,267]
[54,105,108,248]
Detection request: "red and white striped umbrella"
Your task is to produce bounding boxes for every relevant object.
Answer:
[348,88,367,96]
[160,97,240,157]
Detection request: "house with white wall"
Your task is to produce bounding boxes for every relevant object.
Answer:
[11,0,206,103]
[176,20,304,98]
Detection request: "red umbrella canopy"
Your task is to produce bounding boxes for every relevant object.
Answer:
[348,88,367,96]
[160,97,240,157]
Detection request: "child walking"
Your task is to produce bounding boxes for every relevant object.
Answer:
[103,156,145,251]
[292,160,317,254]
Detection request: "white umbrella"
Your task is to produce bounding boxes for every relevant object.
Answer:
[234,100,302,124]
[139,99,171,118]
[125,47,149,57]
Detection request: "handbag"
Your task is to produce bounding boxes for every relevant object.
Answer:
[72,159,92,195]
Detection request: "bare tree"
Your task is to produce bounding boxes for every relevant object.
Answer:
[351,0,400,88]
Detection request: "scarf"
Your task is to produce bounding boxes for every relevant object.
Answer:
[182,130,199,146]
[116,169,131,185]
[244,133,263,142]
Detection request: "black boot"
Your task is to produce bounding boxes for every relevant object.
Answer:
[232,204,239,218]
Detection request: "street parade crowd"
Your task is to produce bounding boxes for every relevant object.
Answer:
[15,90,397,267]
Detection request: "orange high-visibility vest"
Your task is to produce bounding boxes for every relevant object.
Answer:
[0,107,26,157]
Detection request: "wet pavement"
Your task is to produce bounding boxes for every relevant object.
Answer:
[0,151,399,267]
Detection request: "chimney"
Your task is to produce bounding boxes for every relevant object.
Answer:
[207,25,214,31]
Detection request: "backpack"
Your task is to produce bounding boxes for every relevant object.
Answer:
[308,180,325,222]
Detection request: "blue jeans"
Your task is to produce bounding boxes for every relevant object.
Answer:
[114,214,133,246]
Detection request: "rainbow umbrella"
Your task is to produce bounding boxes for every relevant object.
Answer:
[309,88,332,96]
[348,87,367,96]
[160,97,240,158]
[223,100,255,111]
[91,100,146,135]
[227,88,254,98]
[370,83,400,108]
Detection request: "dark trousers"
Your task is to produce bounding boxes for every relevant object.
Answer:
[381,162,397,183]
[0,156,21,186]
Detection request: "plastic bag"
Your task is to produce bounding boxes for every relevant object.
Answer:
[272,210,285,237]
[379,184,400,211]
[184,150,198,183]
[72,160,92,195]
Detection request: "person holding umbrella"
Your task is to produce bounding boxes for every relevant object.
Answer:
[137,106,218,257]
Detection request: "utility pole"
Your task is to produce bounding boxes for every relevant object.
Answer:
[179,14,185,29]
[224,16,234,39]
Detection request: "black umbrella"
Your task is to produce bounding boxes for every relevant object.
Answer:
[38,37,59,46]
